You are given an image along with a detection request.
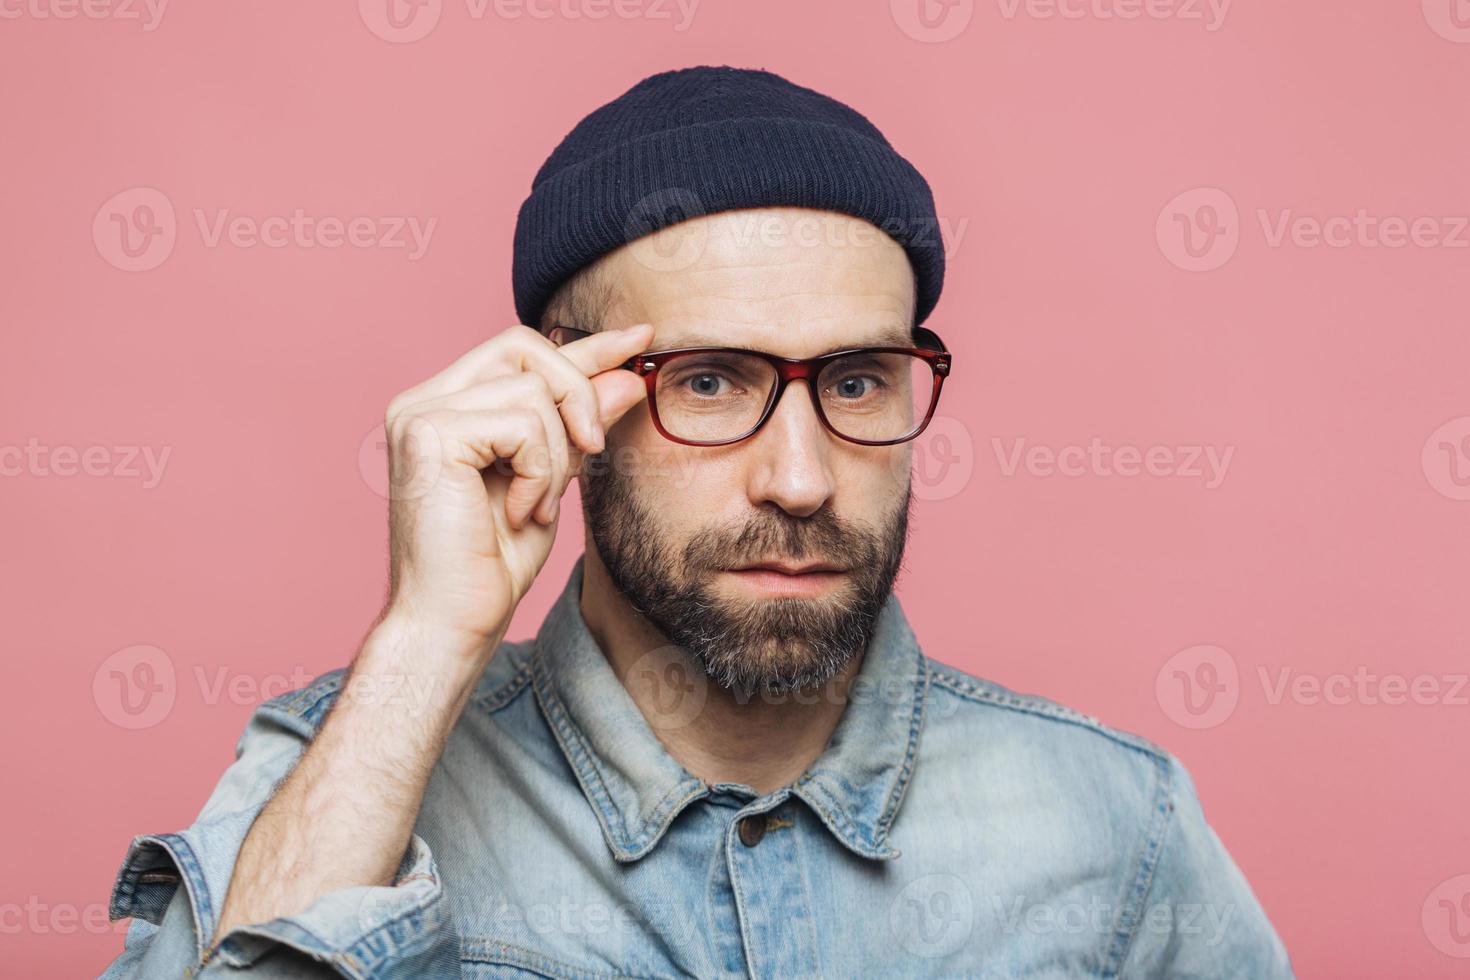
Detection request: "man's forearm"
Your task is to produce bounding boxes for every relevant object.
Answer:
[213,616,495,941]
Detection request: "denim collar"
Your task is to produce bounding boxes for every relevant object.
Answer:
[530,556,930,864]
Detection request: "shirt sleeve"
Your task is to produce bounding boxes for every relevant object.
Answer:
[98,677,462,978]
[1118,754,1295,979]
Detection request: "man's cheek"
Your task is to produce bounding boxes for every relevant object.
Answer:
[878,441,914,496]
[833,453,911,516]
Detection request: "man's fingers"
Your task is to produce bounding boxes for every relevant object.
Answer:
[590,370,652,429]
[555,323,655,379]
[521,388,570,526]
[388,323,654,453]
[399,408,553,530]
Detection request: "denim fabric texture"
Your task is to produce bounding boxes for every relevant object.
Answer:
[100,556,1293,979]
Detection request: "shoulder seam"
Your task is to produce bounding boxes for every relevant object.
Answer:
[256,644,536,733]
[1104,753,1176,977]
[471,658,535,713]
[256,672,345,738]
[927,663,1168,763]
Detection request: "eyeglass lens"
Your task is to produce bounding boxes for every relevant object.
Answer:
[653,350,934,443]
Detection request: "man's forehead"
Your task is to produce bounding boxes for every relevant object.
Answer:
[599,207,918,352]
[652,319,914,353]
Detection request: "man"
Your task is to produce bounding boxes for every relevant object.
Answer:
[101,66,1292,978]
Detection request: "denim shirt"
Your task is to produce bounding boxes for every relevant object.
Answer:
[101,557,1293,979]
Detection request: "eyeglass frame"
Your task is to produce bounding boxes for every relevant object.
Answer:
[546,324,952,448]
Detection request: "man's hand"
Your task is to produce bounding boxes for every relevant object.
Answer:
[212,322,653,946]
[379,322,654,652]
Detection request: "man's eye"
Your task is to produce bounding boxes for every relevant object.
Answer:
[829,375,882,399]
[686,374,729,396]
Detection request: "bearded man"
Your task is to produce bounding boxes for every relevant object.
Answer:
[101,66,1292,979]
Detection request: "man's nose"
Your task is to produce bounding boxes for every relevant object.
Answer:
[744,381,837,518]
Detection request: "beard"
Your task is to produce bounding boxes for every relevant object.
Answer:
[579,454,913,697]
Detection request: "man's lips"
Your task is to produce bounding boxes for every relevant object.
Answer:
[728,561,848,575]
[720,561,850,597]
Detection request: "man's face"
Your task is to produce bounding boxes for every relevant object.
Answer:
[579,207,917,695]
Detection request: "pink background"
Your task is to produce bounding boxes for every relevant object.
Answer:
[3,1,1468,976]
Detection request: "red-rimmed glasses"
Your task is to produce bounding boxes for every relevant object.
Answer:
[548,325,952,447]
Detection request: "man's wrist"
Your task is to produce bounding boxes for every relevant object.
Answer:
[348,614,503,725]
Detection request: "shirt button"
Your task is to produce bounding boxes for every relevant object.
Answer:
[737,815,766,848]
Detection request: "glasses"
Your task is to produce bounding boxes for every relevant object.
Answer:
[548,325,952,447]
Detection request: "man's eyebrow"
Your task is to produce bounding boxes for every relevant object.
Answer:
[862,326,916,348]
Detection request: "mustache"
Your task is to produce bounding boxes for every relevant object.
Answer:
[682,506,880,572]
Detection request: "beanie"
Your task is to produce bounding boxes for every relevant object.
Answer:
[511,65,945,329]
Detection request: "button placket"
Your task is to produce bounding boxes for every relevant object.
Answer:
[725,804,820,979]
